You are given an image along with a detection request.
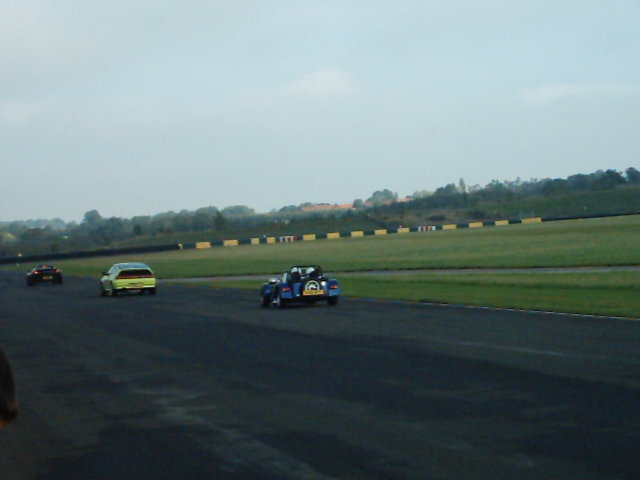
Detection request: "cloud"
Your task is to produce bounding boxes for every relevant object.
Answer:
[0,100,42,126]
[230,68,358,118]
[0,2,92,90]
[521,83,640,106]
[277,69,357,100]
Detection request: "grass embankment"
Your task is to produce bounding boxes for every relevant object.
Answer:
[9,216,640,317]
[40,215,640,276]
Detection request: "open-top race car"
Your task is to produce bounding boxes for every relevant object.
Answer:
[26,264,63,286]
[260,265,340,308]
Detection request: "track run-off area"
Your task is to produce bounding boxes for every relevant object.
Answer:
[2,269,640,479]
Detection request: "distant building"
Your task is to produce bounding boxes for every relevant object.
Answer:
[299,197,411,213]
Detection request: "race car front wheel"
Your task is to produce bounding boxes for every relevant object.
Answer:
[261,294,270,307]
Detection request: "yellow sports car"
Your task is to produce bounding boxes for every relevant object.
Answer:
[100,262,157,296]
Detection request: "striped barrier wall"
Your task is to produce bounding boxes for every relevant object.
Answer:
[188,216,542,250]
[189,216,545,252]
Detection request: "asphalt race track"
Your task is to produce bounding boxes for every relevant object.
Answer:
[1,270,640,480]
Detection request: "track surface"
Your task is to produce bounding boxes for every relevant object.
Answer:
[1,270,640,479]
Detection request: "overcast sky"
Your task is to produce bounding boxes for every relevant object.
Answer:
[1,0,639,222]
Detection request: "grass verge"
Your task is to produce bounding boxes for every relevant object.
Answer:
[198,271,640,319]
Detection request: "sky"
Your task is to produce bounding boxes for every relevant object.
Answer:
[1,0,639,222]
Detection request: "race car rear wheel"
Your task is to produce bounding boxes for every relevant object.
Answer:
[274,291,288,309]
[328,296,338,306]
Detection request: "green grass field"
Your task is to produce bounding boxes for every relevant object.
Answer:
[6,215,640,317]
[199,270,640,318]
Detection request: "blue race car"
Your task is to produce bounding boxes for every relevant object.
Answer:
[260,265,340,308]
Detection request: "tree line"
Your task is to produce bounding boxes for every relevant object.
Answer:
[1,167,638,257]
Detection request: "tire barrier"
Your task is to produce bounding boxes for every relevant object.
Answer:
[0,243,181,265]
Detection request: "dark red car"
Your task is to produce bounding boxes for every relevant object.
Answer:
[26,264,63,286]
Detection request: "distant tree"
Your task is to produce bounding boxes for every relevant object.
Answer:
[411,190,432,199]
[279,205,301,213]
[366,189,397,206]
[221,205,255,216]
[0,232,17,245]
[567,174,594,191]
[592,169,625,190]
[475,180,514,202]
[214,211,226,231]
[193,211,214,231]
[20,228,47,243]
[352,199,365,209]
[195,206,219,216]
[104,217,126,238]
[458,178,467,193]
[625,167,640,184]
[83,210,103,226]
[540,178,568,195]
[171,213,193,232]
[434,183,457,197]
